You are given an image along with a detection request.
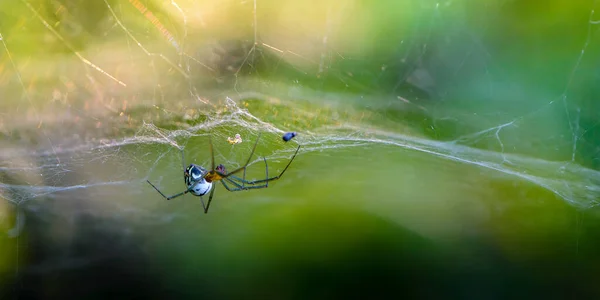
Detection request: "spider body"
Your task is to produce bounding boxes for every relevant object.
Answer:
[147,133,301,213]
[184,164,212,196]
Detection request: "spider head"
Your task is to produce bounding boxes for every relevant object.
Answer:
[216,164,227,175]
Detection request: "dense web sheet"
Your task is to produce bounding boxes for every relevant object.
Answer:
[1,95,599,217]
[1,1,600,290]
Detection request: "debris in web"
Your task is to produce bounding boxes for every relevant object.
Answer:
[227,134,243,145]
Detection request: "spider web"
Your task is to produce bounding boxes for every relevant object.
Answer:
[1,0,600,297]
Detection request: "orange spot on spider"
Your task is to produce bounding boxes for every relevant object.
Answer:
[204,171,224,183]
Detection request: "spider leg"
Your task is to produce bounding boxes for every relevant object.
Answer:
[220,157,270,191]
[242,165,247,189]
[209,135,215,171]
[223,177,243,190]
[246,145,299,184]
[148,146,195,200]
[203,184,217,213]
[221,177,269,191]
[224,157,268,185]
[180,147,189,186]
[147,180,190,200]
[237,154,259,189]
[230,145,300,185]
[221,178,238,191]
[180,147,186,175]
[199,196,206,212]
[264,155,269,187]
[223,132,262,177]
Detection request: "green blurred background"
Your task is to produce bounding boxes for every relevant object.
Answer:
[1,0,600,298]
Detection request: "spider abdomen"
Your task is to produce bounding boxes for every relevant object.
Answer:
[189,180,212,196]
[185,164,212,196]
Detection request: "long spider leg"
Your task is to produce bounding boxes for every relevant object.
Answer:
[209,135,215,171]
[222,177,269,191]
[180,148,188,186]
[264,156,269,188]
[242,166,247,188]
[225,169,266,185]
[221,178,237,191]
[204,184,217,213]
[223,157,266,186]
[147,180,190,200]
[225,174,247,182]
[180,148,186,175]
[225,177,270,185]
[224,177,244,189]
[220,158,268,192]
[200,196,207,211]
[224,132,262,177]
[222,184,269,191]
[231,145,300,185]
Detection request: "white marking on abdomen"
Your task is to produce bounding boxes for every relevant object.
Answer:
[190,181,212,196]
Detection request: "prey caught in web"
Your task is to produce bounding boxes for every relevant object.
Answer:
[146,133,301,213]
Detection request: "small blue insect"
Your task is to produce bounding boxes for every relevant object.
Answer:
[282,132,297,142]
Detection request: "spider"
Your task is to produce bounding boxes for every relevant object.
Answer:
[146,133,301,213]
